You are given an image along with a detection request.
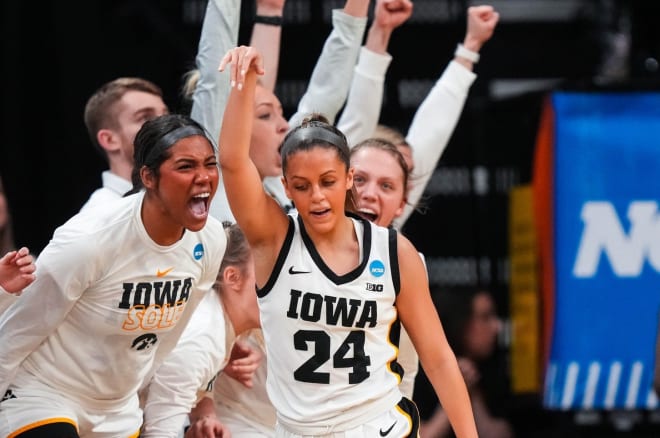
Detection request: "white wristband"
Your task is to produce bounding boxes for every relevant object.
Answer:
[454,43,480,64]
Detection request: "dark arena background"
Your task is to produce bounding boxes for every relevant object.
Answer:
[2,1,660,436]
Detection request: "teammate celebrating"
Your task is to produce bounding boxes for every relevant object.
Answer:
[0,114,226,438]
[218,46,478,438]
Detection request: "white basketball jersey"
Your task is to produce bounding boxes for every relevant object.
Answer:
[258,214,405,431]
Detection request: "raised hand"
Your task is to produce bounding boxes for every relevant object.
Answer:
[366,0,413,54]
[374,0,413,31]
[219,46,265,91]
[0,247,36,294]
[464,5,499,52]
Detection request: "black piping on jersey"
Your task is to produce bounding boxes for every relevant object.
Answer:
[388,316,404,382]
[387,223,403,381]
[257,215,296,298]
[298,212,372,285]
[388,227,400,295]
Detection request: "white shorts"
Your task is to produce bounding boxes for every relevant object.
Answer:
[274,397,419,438]
[0,384,142,438]
[220,414,273,437]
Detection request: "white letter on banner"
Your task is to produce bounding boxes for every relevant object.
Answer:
[573,201,660,277]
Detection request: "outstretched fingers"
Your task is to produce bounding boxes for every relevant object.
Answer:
[218,46,265,90]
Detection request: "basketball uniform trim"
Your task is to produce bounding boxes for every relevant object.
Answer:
[395,397,421,437]
[8,418,77,438]
[257,216,296,298]
[298,212,372,285]
[388,227,400,295]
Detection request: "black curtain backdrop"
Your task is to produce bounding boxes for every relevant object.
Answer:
[4,1,660,436]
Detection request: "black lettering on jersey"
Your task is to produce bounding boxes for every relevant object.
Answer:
[118,278,193,309]
[301,293,323,321]
[324,295,361,327]
[287,289,377,328]
[356,301,377,328]
[286,289,302,318]
[366,283,383,292]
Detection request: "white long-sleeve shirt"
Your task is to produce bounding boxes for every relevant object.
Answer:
[396,60,476,228]
[140,291,228,437]
[0,192,225,409]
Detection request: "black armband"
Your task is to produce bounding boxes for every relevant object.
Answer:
[254,14,283,26]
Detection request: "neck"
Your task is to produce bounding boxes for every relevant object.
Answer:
[141,194,185,246]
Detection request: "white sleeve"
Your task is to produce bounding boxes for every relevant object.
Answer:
[288,10,367,128]
[0,287,19,315]
[337,46,392,147]
[191,0,240,222]
[140,301,226,437]
[394,61,477,228]
[0,232,94,395]
[190,0,239,144]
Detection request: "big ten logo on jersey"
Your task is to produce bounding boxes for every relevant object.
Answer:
[573,201,660,278]
[118,278,194,330]
[366,282,383,292]
[286,289,377,328]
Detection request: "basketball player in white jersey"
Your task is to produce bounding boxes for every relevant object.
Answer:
[217,46,478,437]
[348,137,422,400]
[0,114,227,438]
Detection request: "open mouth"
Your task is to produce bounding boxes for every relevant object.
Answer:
[310,208,330,217]
[189,192,210,219]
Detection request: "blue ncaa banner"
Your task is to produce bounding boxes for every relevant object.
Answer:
[544,92,660,410]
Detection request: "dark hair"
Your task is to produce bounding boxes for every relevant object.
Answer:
[125,114,213,195]
[280,113,350,174]
[84,77,163,159]
[215,222,252,291]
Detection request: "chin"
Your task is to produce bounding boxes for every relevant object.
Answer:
[186,216,209,232]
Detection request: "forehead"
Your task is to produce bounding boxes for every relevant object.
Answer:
[166,135,215,157]
[352,148,404,179]
[285,147,345,177]
[254,85,281,108]
[117,90,168,116]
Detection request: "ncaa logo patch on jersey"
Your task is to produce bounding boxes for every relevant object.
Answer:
[369,260,385,277]
[193,243,204,260]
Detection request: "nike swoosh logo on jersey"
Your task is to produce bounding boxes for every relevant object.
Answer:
[156,267,174,277]
[379,421,396,436]
[288,266,311,275]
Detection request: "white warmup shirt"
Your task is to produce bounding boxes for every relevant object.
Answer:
[0,192,226,409]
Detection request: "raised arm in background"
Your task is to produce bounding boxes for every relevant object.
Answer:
[396,5,499,228]
[337,0,413,146]
[287,0,370,128]
[250,0,286,92]
[264,0,371,208]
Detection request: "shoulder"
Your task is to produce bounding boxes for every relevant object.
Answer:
[396,233,425,271]
[53,195,137,245]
